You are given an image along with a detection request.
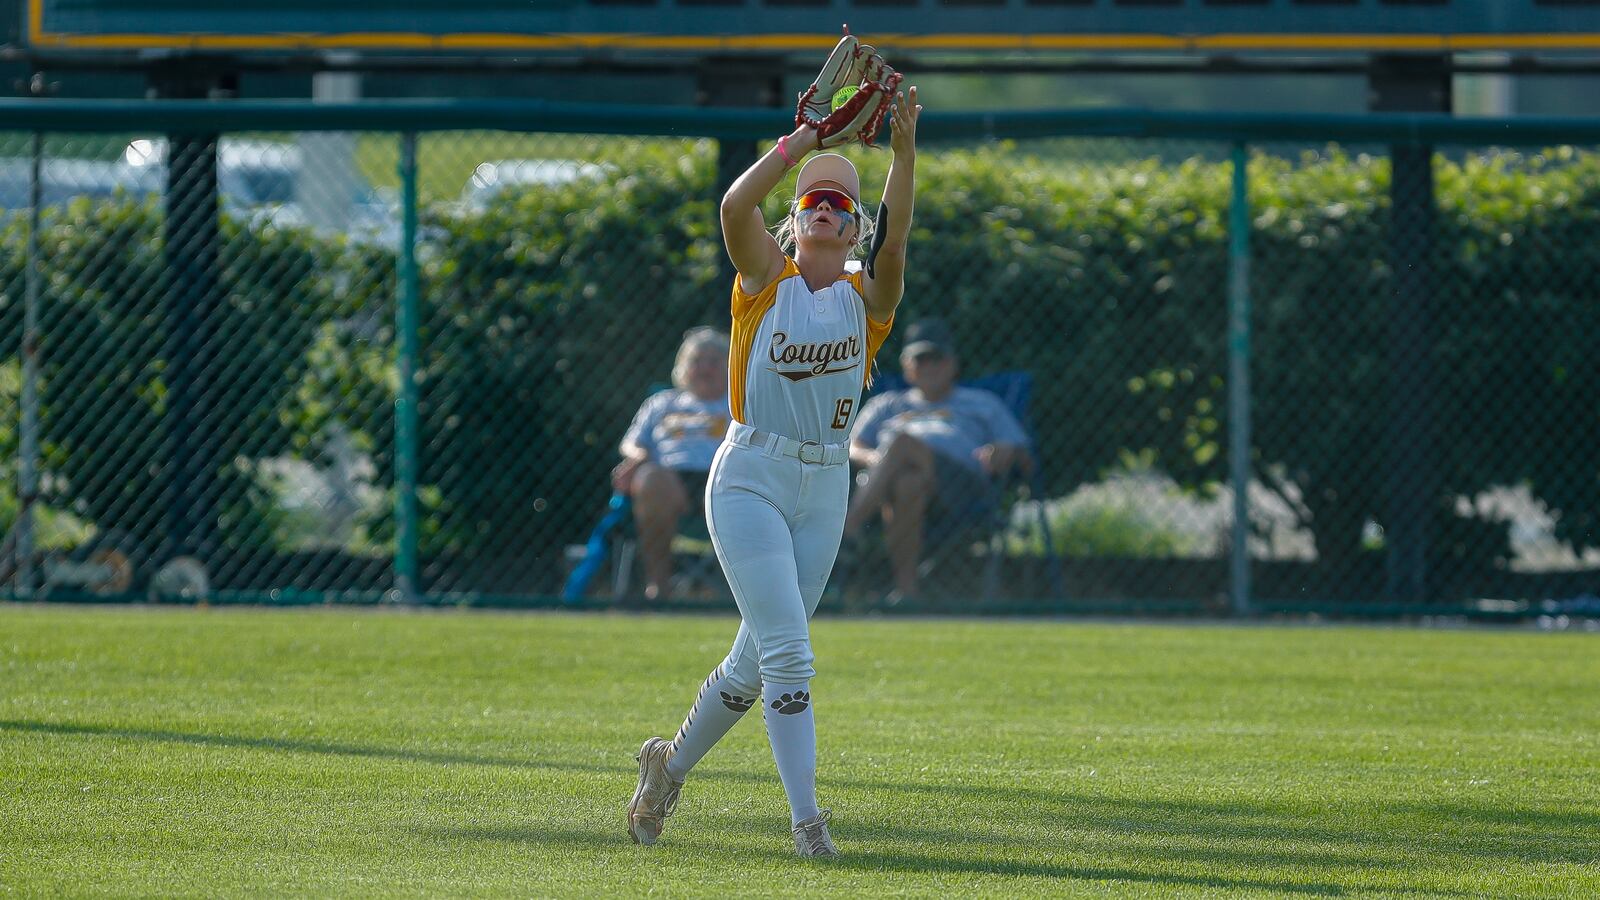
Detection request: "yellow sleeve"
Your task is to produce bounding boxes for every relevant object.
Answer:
[728,258,797,423]
[733,257,797,319]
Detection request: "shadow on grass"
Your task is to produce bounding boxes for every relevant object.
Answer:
[871,781,1600,868]
[418,823,1351,896]
[9,717,1596,874]
[0,717,589,773]
[679,811,1412,874]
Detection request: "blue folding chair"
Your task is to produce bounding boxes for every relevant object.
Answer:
[857,370,1062,600]
[562,492,632,603]
[562,387,727,604]
[561,490,724,604]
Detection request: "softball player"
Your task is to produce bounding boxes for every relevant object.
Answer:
[628,79,921,857]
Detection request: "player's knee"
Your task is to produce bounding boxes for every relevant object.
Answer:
[720,652,763,697]
[758,638,815,685]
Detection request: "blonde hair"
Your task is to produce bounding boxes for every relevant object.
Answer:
[771,195,876,259]
[671,326,730,390]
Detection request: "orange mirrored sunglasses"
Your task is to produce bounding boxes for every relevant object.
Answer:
[796,188,858,217]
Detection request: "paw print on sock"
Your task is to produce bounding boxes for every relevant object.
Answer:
[719,690,756,712]
[771,691,810,715]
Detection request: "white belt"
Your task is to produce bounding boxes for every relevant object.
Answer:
[728,421,849,466]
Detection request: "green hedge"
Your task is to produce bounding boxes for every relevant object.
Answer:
[0,197,353,560]
[1,142,1596,587]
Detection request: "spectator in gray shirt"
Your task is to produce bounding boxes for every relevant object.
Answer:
[845,318,1032,598]
[613,327,731,602]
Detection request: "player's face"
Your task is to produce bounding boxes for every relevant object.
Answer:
[686,347,728,400]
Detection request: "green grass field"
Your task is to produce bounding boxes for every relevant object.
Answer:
[3,606,1597,897]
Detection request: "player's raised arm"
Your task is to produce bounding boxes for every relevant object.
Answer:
[863,85,920,323]
[722,29,900,298]
[719,126,819,296]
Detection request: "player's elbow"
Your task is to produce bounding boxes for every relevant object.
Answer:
[719,190,752,222]
[876,236,907,258]
[871,239,908,271]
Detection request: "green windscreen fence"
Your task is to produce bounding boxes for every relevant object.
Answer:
[0,103,1595,617]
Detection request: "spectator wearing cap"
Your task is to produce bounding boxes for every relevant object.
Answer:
[844,318,1032,598]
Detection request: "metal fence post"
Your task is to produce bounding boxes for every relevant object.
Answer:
[394,132,421,604]
[1371,56,1447,605]
[161,131,223,566]
[14,132,44,599]
[151,67,230,570]
[1228,142,1253,616]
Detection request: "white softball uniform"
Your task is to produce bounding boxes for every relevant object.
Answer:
[706,256,894,689]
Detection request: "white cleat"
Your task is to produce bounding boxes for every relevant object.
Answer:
[627,736,683,846]
[792,809,839,858]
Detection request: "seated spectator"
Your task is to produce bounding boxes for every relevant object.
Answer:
[844,318,1032,598]
[612,327,731,601]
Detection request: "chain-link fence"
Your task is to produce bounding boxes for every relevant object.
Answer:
[1,103,1596,618]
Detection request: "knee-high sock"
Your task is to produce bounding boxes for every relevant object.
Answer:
[666,661,759,781]
[761,681,820,825]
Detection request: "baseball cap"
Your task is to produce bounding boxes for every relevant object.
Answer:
[795,153,861,204]
[902,318,955,358]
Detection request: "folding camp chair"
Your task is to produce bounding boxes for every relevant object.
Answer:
[850,370,1062,601]
[562,487,729,604]
[611,502,726,601]
[562,387,729,604]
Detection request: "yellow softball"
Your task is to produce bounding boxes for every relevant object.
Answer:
[831,86,859,111]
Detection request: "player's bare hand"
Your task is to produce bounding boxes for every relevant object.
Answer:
[890,85,920,156]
